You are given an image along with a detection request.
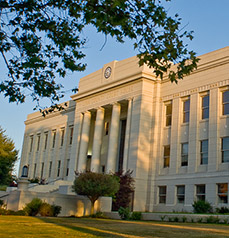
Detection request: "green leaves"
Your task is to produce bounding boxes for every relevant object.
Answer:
[0,0,198,109]
[0,127,18,185]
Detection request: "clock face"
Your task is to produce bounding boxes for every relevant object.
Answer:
[104,67,112,79]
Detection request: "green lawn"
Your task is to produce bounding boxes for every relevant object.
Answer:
[1,216,229,238]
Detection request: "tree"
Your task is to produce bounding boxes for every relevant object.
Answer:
[73,171,120,214]
[0,127,18,185]
[0,0,198,112]
[112,170,135,211]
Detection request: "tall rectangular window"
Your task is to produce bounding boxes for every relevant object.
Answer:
[60,128,65,147]
[200,140,208,165]
[44,132,48,150]
[196,185,206,201]
[69,127,74,145]
[222,90,229,115]
[30,136,33,152]
[33,163,36,178]
[66,159,70,176]
[177,185,185,204]
[183,98,190,123]
[222,137,229,163]
[40,162,44,178]
[57,160,61,177]
[181,143,188,166]
[37,134,40,151]
[202,94,209,119]
[48,161,52,178]
[159,186,166,204]
[218,183,228,204]
[52,130,56,148]
[105,122,109,135]
[163,145,170,168]
[165,102,172,126]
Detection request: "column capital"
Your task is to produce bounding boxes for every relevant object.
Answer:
[95,106,105,111]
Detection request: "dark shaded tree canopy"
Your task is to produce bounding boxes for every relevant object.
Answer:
[0,0,198,110]
[0,127,18,185]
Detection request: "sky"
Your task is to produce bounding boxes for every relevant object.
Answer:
[0,0,229,174]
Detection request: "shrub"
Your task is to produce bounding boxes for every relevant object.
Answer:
[90,211,107,218]
[174,217,179,222]
[0,199,4,207]
[192,200,213,214]
[118,207,131,220]
[23,198,43,216]
[131,212,142,220]
[215,206,229,214]
[39,202,53,217]
[28,177,39,183]
[206,216,220,224]
[182,216,187,222]
[51,204,62,217]
[160,215,166,221]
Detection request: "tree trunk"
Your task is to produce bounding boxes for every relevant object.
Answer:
[90,200,95,215]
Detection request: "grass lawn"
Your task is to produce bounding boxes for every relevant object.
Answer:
[1,216,229,238]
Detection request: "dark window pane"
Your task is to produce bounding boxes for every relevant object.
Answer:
[202,95,209,107]
[166,104,172,115]
[222,151,229,162]
[223,91,229,103]
[223,103,229,115]
[183,112,189,123]
[182,143,189,154]
[197,185,205,194]
[222,137,229,150]
[184,100,190,111]
[201,140,208,152]
[202,108,209,119]
[166,115,172,126]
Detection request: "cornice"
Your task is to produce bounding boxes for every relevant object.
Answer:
[71,72,156,101]
[25,104,76,126]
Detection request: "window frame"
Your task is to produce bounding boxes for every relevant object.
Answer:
[183,97,190,123]
[159,186,167,204]
[60,128,65,147]
[177,185,185,204]
[218,183,228,204]
[221,137,229,163]
[163,145,170,168]
[196,184,206,201]
[222,90,229,115]
[200,140,208,165]
[52,130,56,148]
[165,101,172,127]
[201,93,209,119]
[181,143,188,166]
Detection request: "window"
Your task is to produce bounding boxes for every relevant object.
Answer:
[196,185,206,201]
[44,132,48,150]
[69,127,74,145]
[29,136,33,152]
[183,98,190,123]
[40,162,44,178]
[177,185,185,204]
[222,90,229,115]
[165,102,172,126]
[66,159,70,176]
[202,94,209,119]
[37,134,40,151]
[222,137,229,163]
[33,163,36,178]
[181,143,188,166]
[200,140,208,165]
[159,186,166,204]
[52,130,56,148]
[163,145,170,168]
[57,160,61,177]
[218,183,228,204]
[60,128,65,147]
[105,122,109,135]
[48,161,52,178]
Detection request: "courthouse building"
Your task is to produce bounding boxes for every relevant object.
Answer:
[19,47,229,212]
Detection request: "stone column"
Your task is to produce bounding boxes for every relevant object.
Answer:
[106,102,121,172]
[123,98,133,171]
[77,111,91,171]
[91,107,105,172]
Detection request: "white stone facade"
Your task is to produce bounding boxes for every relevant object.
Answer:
[19,47,229,212]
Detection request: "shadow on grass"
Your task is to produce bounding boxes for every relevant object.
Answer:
[37,217,140,238]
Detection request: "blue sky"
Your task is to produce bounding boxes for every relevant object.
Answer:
[0,0,229,173]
